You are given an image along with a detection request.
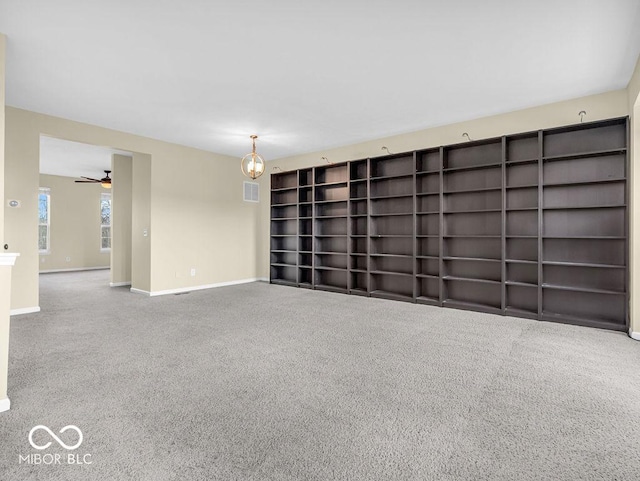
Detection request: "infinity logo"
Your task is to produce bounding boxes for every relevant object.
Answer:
[28,425,83,451]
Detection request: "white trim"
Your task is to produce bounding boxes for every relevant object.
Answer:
[40,266,109,274]
[0,398,10,413]
[130,278,266,297]
[629,329,640,341]
[130,288,151,296]
[110,281,131,287]
[0,253,19,266]
[10,306,41,316]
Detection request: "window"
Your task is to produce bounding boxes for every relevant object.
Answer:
[38,188,50,253]
[101,193,111,250]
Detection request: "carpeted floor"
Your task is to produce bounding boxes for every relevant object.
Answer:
[1,270,639,480]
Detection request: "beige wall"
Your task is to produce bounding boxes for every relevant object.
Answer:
[5,107,262,310]
[131,152,151,293]
[0,34,5,245]
[628,53,640,336]
[111,154,132,285]
[39,174,110,272]
[258,89,631,308]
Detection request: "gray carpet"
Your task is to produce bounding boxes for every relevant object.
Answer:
[1,270,639,480]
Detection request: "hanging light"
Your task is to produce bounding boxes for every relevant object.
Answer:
[241,135,265,179]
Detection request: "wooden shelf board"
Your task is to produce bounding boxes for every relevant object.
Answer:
[443,276,501,286]
[314,199,348,205]
[542,261,624,269]
[540,311,626,331]
[371,290,414,302]
[505,259,537,264]
[443,161,502,173]
[370,212,413,217]
[542,204,625,210]
[270,279,297,287]
[443,256,500,263]
[442,299,502,314]
[506,157,538,165]
[370,173,414,181]
[370,270,414,278]
[543,178,625,188]
[505,183,538,190]
[417,296,440,306]
[505,307,538,319]
[370,194,414,200]
[541,283,625,296]
[444,186,502,195]
[542,147,626,162]
[444,235,501,238]
[370,235,413,238]
[445,209,502,214]
[349,288,369,296]
[542,236,625,240]
[505,281,537,288]
[315,284,348,294]
[315,180,348,187]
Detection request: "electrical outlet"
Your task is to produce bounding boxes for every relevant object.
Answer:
[66,256,71,262]
[41,257,45,263]
[190,268,196,277]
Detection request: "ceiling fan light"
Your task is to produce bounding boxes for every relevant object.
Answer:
[101,181,111,189]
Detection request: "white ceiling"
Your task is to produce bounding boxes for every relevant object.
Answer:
[2,1,640,160]
[40,136,131,179]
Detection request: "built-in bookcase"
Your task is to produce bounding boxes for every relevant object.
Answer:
[270,117,629,331]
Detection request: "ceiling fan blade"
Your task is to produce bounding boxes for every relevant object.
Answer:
[80,176,102,182]
[75,180,99,183]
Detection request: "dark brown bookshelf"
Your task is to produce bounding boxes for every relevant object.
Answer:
[270,117,629,332]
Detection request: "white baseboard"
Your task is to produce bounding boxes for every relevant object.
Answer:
[130,288,150,296]
[40,266,109,274]
[10,306,41,316]
[0,398,10,413]
[629,330,640,341]
[130,277,266,297]
[110,281,131,287]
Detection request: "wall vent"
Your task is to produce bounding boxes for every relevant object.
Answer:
[243,181,259,203]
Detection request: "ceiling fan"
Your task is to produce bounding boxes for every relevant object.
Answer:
[75,170,112,189]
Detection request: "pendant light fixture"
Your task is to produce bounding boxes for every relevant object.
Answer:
[241,135,265,179]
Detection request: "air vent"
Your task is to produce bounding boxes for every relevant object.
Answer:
[243,181,259,203]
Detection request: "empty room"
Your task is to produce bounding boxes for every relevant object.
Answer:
[1,1,640,480]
